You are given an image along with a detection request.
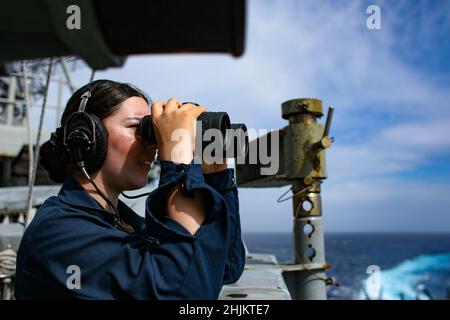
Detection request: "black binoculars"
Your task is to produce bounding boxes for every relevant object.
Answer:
[139,110,248,159]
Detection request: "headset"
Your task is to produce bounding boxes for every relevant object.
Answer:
[62,86,130,231]
[63,90,108,173]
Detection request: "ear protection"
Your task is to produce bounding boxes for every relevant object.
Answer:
[59,85,135,233]
[63,89,108,173]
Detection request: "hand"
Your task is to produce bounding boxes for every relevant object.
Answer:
[201,158,228,174]
[151,99,205,164]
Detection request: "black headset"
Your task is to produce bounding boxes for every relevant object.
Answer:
[61,86,135,231]
[63,88,108,174]
[61,86,153,232]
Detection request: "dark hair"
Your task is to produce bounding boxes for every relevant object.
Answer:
[40,79,149,183]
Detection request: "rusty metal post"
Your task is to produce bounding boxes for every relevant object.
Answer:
[281,98,333,300]
[235,97,334,300]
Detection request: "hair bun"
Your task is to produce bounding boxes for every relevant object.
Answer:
[49,127,64,150]
[40,127,70,183]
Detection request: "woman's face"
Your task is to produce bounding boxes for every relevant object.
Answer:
[101,96,157,192]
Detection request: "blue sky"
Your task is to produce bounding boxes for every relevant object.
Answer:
[35,0,450,232]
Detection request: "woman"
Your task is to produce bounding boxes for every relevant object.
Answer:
[14,80,245,299]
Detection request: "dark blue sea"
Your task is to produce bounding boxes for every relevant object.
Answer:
[242,233,450,300]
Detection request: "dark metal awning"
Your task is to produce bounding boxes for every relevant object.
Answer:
[0,0,246,69]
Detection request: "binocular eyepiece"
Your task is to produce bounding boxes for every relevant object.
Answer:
[139,110,248,159]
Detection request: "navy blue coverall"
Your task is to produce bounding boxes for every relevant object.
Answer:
[14,161,245,299]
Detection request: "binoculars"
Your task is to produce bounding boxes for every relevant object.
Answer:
[139,110,248,159]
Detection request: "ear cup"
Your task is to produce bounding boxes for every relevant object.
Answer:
[64,112,108,173]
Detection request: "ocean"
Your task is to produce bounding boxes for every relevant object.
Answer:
[242,232,450,300]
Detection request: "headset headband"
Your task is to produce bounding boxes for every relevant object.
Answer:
[78,90,92,112]
[62,89,96,147]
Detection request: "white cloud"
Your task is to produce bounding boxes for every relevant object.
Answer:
[322,178,450,232]
[328,119,450,181]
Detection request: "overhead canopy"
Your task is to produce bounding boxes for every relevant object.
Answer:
[0,0,246,69]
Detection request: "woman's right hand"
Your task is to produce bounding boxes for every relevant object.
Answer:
[151,98,206,164]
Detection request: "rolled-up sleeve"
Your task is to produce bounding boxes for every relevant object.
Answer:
[144,161,245,296]
[203,169,246,284]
